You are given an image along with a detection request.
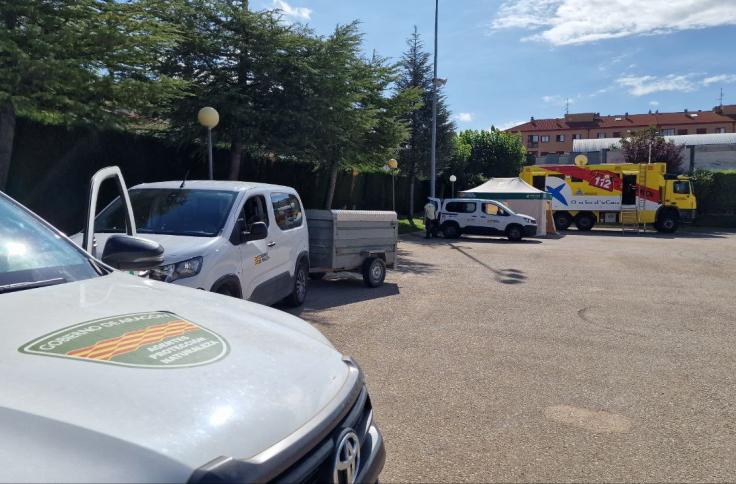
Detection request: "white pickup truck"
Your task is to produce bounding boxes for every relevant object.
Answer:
[84,180,310,307]
[1,167,385,482]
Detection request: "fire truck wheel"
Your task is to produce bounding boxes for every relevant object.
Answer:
[574,212,596,231]
[442,222,461,239]
[553,212,572,230]
[655,211,679,233]
[506,224,523,242]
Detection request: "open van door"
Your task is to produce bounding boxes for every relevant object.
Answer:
[83,166,163,270]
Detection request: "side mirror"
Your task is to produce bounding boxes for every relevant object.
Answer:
[101,234,164,271]
[242,221,268,243]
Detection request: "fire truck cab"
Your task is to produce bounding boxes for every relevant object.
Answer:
[520,162,697,233]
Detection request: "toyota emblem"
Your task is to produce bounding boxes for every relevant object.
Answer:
[333,429,360,484]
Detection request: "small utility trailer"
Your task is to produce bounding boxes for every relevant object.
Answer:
[306,210,398,287]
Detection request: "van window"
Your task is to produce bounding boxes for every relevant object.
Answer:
[270,192,303,230]
[242,195,269,227]
[673,181,690,194]
[483,203,500,215]
[445,201,476,213]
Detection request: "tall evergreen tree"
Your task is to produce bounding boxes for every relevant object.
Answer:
[0,0,185,190]
[396,27,454,220]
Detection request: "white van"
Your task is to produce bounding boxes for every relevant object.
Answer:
[86,180,310,306]
[438,198,538,241]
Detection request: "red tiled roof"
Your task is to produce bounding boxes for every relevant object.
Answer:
[507,110,735,132]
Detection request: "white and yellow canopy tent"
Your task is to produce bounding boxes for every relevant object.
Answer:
[459,178,554,236]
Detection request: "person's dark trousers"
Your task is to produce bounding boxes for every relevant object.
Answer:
[425,218,432,238]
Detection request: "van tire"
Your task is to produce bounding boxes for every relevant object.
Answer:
[442,222,461,239]
[362,257,386,288]
[211,276,242,299]
[554,212,572,231]
[575,212,596,231]
[284,260,308,307]
[655,210,679,233]
[506,224,523,242]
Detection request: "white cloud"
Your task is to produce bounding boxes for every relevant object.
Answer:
[703,74,736,86]
[616,73,736,96]
[272,0,311,21]
[491,0,736,46]
[617,74,697,96]
[649,100,659,106]
[454,112,474,123]
[494,120,527,131]
[542,95,573,106]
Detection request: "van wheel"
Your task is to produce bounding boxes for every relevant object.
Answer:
[442,222,461,239]
[285,260,308,307]
[506,224,523,242]
[362,257,386,288]
[554,212,572,230]
[215,286,234,297]
[656,211,679,233]
[575,212,596,231]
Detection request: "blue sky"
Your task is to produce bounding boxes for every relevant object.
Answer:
[253,0,736,131]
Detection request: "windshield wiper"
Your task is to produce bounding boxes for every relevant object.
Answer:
[0,277,67,294]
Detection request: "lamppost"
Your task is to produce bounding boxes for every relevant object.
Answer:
[383,158,398,212]
[198,107,219,180]
[430,0,446,198]
[450,174,457,197]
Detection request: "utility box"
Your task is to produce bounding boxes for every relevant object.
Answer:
[306,210,398,287]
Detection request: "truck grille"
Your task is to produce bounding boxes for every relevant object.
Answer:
[273,387,373,484]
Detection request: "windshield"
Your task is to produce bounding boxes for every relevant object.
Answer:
[494,201,516,215]
[0,194,99,293]
[96,189,238,237]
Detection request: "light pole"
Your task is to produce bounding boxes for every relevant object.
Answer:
[430,0,440,198]
[450,174,457,197]
[198,107,219,180]
[384,158,398,212]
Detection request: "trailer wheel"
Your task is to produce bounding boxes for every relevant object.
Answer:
[309,272,326,280]
[655,210,679,233]
[362,257,386,288]
[553,212,572,231]
[575,212,596,231]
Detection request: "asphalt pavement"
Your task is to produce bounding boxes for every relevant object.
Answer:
[288,228,736,482]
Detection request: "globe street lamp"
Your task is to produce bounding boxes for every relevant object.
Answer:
[384,158,398,212]
[450,174,457,197]
[198,107,219,180]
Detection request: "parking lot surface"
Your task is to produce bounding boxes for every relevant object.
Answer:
[288,228,736,482]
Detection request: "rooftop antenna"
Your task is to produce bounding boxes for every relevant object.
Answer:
[564,98,570,115]
[718,87,724,108]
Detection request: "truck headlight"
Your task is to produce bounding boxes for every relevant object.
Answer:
[152,257,203,282]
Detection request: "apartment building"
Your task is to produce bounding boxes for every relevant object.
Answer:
[506,106,736,156]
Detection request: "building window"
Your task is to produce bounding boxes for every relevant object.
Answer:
[613,132,621,138]
[677,129,688,135]
[696,128,707,134]
[572,133,581,140]
[556,134,565,142]
[661,128,675,136]
[597,132,606,138]
[528,135,539,143]
[716,127,726,134]
[541,135,550,143]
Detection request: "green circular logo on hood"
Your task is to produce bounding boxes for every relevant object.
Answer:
[19,311,229,368]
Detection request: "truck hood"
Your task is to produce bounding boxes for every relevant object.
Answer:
[0,273,349,483]
[69,232,221,265]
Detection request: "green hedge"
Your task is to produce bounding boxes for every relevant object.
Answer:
[692,169,736,227]
[7,119,429,233]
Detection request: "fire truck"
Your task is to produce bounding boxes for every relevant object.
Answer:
[520,161,697,233]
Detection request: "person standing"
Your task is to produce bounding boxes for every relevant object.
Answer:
[424,199,437,239]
